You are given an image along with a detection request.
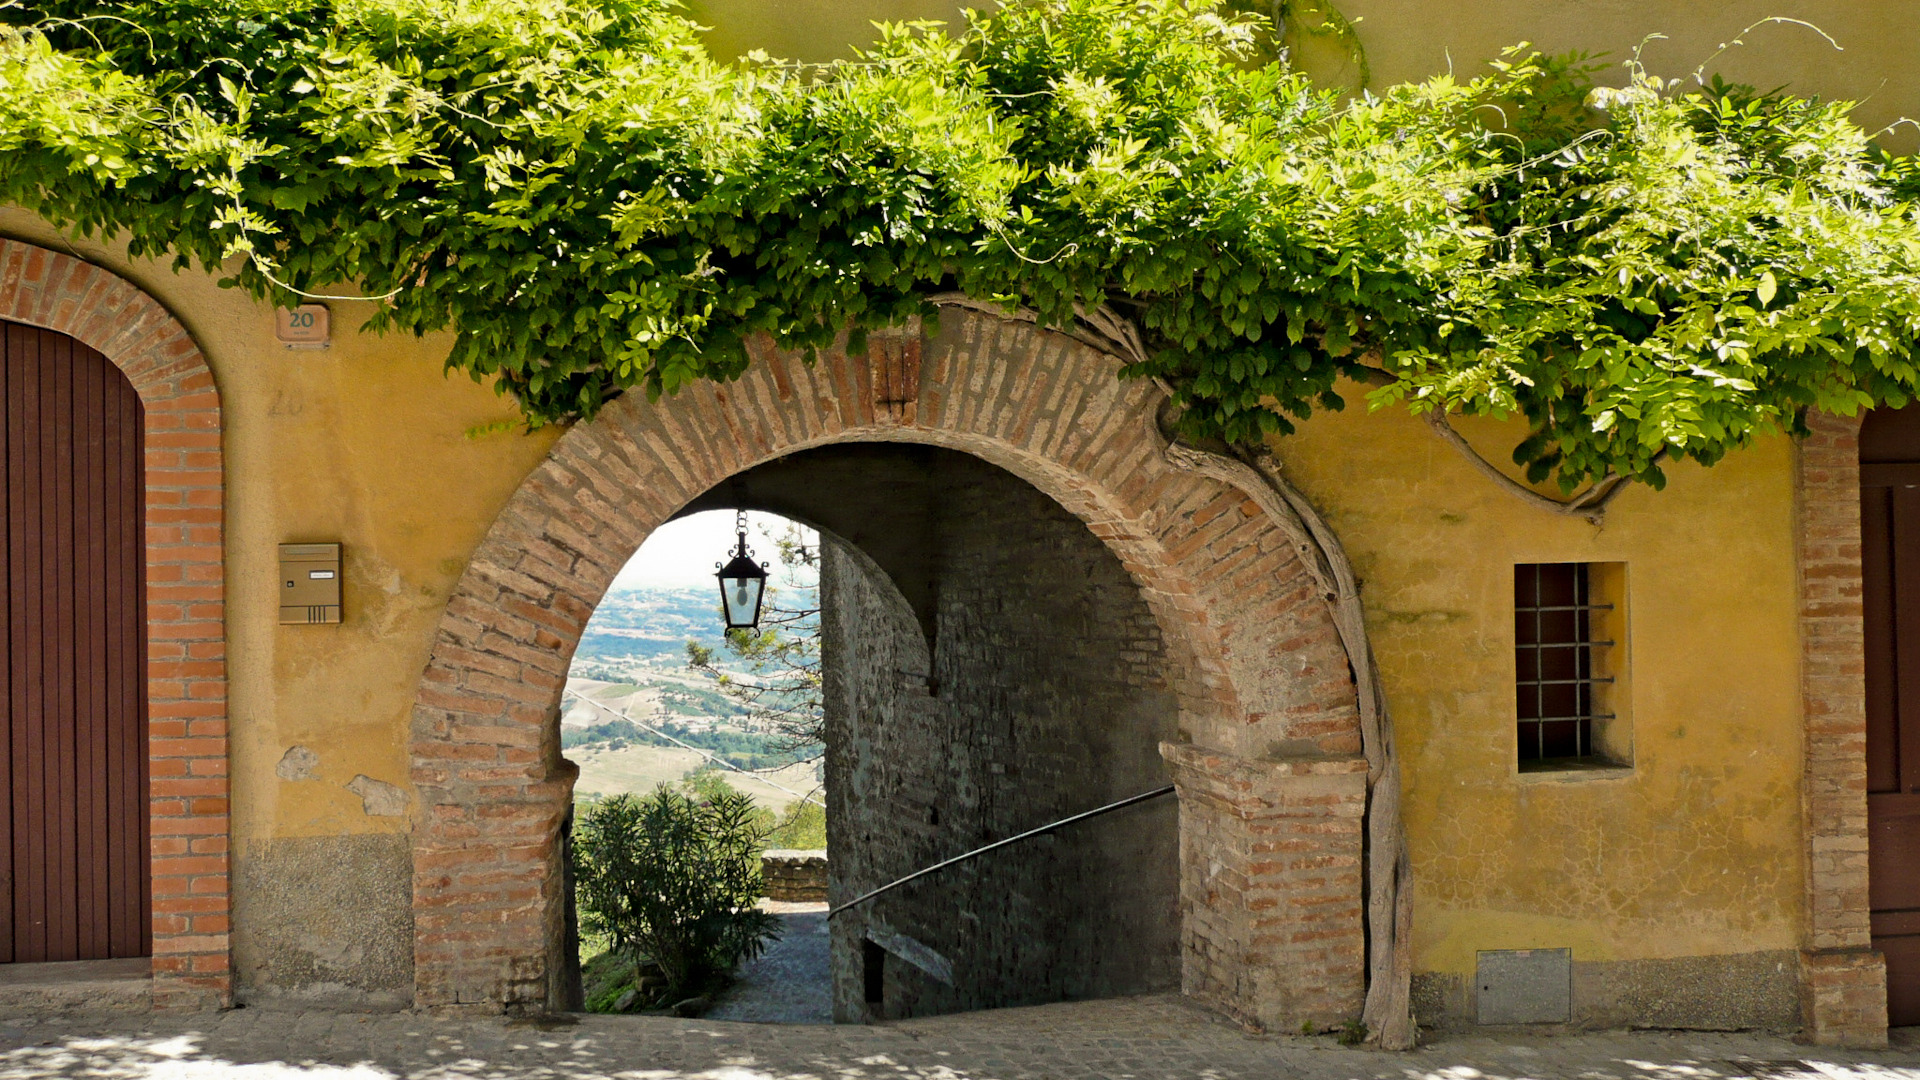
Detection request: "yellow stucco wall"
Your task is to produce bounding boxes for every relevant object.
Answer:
[678,0,1896,982]
[5,0,1910,999]
[0,216,1807,989]
[1326,0,1919,149]
[1281,391,1804,979]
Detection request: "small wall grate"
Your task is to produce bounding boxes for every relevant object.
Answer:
[1515,563,1613,762]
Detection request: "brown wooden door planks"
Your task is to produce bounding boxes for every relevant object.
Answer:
[0,320,147,964]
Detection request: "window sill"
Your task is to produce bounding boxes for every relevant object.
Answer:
[1516,758,1634,782]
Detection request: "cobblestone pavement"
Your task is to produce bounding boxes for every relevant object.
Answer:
[705,903,831,1025]
[5,994,1920,1080]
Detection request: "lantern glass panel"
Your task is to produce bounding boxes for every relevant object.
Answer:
[720,571,765,629]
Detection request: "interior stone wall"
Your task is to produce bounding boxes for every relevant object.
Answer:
[820,450,1180,1022]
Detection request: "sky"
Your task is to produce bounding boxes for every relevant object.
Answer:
[610,509,816,592]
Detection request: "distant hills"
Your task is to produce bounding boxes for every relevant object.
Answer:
[564,583,823,812]
[575,585,729,665]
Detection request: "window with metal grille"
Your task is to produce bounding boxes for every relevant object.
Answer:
[1514,562,1619,766]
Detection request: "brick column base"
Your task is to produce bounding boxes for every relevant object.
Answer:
[1800,948,1889,1047]
[1161,742,1367,1034]
[412,755,578,1012]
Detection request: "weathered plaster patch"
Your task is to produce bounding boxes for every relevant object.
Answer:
[1376,609,1472,625]
[867,919,953,986]
[275,746,320,781]
[346,775,408,817]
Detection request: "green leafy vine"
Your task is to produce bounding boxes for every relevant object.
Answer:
[2,0,1917,499]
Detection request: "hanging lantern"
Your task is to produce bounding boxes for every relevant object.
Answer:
[715,510,770,632]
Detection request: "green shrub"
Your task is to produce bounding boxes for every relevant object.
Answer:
[766,799,826,851]
[573,785,781,1003]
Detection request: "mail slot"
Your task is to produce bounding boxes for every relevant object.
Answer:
[279,543,342,624]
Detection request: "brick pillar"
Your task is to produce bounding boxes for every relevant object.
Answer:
[1161,742,1367,1033]
[1797,411,1888,1047]
[412,737,578,1012]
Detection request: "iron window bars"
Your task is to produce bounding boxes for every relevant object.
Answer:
[1514,563,1615,763]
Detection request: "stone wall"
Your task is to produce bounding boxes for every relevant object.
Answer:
[821,450,1181,1022]
[763,850,828,903]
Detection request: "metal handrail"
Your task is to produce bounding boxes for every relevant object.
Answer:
[827,784,1177,919]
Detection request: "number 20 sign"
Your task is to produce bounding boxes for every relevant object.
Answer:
[275,304,330,349]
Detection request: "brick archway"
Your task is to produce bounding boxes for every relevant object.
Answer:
[0,239,229,1008]
[410,311,1366,1027]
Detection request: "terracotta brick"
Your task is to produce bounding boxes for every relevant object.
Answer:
[1798,412,1885,1043]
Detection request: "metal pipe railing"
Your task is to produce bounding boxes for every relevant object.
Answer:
[827,784,1177,919]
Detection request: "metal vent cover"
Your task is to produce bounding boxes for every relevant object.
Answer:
[1476,948,1572,1024]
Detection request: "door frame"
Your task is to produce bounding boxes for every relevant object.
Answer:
[1798,411,1892,1045]
[0,239,229,1008]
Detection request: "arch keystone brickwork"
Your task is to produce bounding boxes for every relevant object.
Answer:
[410,309,1366,1027]
[0,238,230,1008]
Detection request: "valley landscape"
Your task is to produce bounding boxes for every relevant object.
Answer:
[563,585,824,820]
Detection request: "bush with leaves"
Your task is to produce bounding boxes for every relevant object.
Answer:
[573,785,780,1005]
[3,0,1918,501]
[766,798,827,850]
[678,767,824,849]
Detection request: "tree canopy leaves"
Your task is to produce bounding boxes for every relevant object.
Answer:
[3,0,1917,491]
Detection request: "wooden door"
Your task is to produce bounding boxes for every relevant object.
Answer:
[0,320,148,964]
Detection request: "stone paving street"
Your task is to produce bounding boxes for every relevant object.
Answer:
[705,903,832,1025]
[5,994,1920,1080]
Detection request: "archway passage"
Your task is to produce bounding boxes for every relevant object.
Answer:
[688,444,1181,1019]
[0,320,149,964]
[410,312,1367,1030]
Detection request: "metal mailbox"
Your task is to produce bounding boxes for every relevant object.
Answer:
[279,542,342,625]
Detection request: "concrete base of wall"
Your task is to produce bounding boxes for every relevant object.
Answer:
[1411,949,1802,1034]
[233,834,414,1011]
[0,958,151,1015]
